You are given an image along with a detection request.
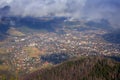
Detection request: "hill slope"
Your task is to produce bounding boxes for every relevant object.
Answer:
[23,56,120,80]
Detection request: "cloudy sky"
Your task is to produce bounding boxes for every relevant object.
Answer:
[0,0,120,27]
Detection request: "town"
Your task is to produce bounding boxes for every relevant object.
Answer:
[0,20,120,75]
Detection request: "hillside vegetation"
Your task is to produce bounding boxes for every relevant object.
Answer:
[23,56,120,80]
[0,56,120,80]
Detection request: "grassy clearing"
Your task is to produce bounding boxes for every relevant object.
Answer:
[7,27,25,37]
[0,65,10,71]
[0,48,8,54]
[23,47,44,58]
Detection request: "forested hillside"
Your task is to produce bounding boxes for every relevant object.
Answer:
[23,56,120,80]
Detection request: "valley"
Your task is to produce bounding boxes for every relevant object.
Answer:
[0,17,120,77]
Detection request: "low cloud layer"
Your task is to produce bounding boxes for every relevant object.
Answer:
[0,0,120,27]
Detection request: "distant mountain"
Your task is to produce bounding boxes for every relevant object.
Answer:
[0,6,10,17]
[0,6,10,40]
[0,16,66,36]
[23,56,120,80]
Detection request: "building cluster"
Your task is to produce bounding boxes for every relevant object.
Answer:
[0,24,120,74]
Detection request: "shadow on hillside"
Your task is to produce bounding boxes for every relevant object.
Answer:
[105,56,120,62]
[102,30,120,44]
[9,16,65,32]
[40,53,70,64]
[85,19,113,30]
[0,16,66,40]
[0,23,9,41]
